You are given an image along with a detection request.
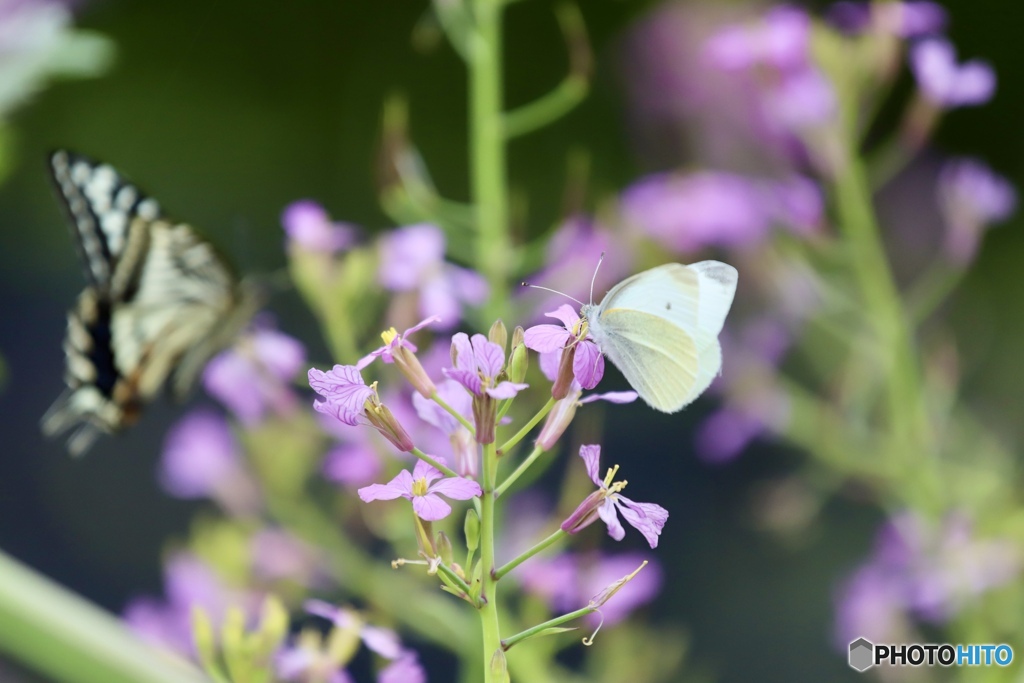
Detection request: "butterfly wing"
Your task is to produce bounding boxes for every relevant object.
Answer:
[589,261,736,412]
[43,152,256,456]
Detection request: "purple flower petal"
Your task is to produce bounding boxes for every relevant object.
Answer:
[312,398,362,426]
[598,499,626,541]
[412,457,444,483]
[616,497,669,549]
[308,365,374,411]
[358,470,414,502]
[378,653,426,683]
[485,381,529,399]
[428,476,482,500]
[470,333,504,378]
[449,333,475,373]
[322,443,382,487]
[911,38,995,107]
[361,625,402,659]
[572,341,605,389]
[282,200,357,253]
[580,390,638,404]
[413,493,453,521]
[545,304,581,331]
[523,324,572,353]
[378,224,445,291]
[443,368,482,396]
[158,410,240,498]
[579,444,603,487]
[420,274,462,325]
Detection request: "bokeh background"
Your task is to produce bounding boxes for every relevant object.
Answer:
[0,0,1022,681]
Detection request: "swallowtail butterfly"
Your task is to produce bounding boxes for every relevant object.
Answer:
[42,151,259,456]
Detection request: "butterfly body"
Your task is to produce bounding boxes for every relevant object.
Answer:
[581,261,737,413]
[43,151,258,455]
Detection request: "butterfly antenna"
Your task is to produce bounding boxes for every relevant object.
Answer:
[589,252,605,305]
[520,282,585,306]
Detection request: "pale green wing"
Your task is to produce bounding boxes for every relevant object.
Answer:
[595,308,713,413]
[599,263,700,333]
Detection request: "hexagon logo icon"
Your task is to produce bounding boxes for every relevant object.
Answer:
[849,638,875,672]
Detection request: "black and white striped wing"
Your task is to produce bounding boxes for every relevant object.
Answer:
[43,152,255,456]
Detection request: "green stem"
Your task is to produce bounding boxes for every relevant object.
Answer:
[497,397,555,455]
[470,0,511,322]
[432,392,476,436]
[503,76,587,139]
[494,529,566,580]
[436,563,479,606]
[502,606,595,651]
[478,440,503,682]
[411,446,460,479]
[833,152,927,449]
[0,550,207,683]
[495,443,546,498]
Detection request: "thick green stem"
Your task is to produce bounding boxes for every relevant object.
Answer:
[0,550,207,683]
[471,0,511,322]
[478,440,503,682]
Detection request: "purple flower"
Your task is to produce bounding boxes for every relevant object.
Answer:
[535,350,637,450]
[308,364,413,452]
[520,215,633,321]
[378,224,488,329]
[621,172,769,252]
[444,332,529,399]
[765,67,837,129]
[123,553,258,658]
[910,38,996,108]
[204,322,307,426]
[834,512,1020,647]
[705,6,811,73]
[519,552,662,627]
[358,457,481,521]
[523,305,603,390]
[357,317,440,397]
[305,601,404,659]
[158,410,260,514]
[378,652,427,683]
[251,529,327,587]
[695,408,767,464]
[561,445,668,548]
[413,379,478,477]
[282,200,358,253]
[937,157,1017,264]
[828,2,946,37]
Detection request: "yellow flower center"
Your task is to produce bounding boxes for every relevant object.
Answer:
[603,464,627,494]
[381,327,399,345]
[412,477,430,497]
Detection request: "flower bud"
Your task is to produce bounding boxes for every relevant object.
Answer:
[436,531,454,566]
[560,489,606,535]
[508,332,529,385]
[472,395,497,445]
[490,649,511,683]
[551,344,577,400]
[451,429,478,478]
[464,509,480,554]
[589,561,649,609]
[488,319,508,354]
[390,342,437,398]
[364,400,414,452]
[536,395,578,450]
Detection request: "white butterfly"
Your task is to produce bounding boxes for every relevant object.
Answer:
[42,151,259,456]
[580,261,738,413]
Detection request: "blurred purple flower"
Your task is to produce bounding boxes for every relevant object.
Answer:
[322,439,384,488]
[158,409,260,514]
[378,224,487,329]
[765,67,836,129]
[937,157,1017,264]
[696,408,767,464]
[444,332,528,399]
[124,553,257,657]
[519,551,662,627]
[622,171,823,252]
[378,652,427,683]
[305,600,404,659]
[282,200,358,253]
[251,529,328,588]
[203,322,307,426]
[524,305,604,390]
[705,6,810,72]
[562,445,668,548]
[358,457,481,521]
[413,379,478,477]
[910,38,995,108]
[835,512,1020,646]
[828,1,946,37]
[521,215,634,319]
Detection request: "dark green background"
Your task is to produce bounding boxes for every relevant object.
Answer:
[0,1,1021,681]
